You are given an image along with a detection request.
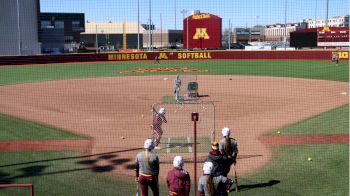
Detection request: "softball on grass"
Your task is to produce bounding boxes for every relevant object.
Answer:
[307,157,312,161]
[277,131,281,134]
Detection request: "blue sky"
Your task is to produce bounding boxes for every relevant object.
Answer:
[40,0,349,29]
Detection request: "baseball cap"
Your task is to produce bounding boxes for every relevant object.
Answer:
[144,139,154,149]
[222,127,231,137]
[173,156,184,168]
[159,108,166,114]
[203,162,213,175]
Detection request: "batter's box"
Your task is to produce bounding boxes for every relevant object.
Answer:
[157,136,211,153]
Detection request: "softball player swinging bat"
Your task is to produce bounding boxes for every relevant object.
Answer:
[152,107,167,149]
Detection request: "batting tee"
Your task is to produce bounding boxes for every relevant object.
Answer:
[152,101,215,164]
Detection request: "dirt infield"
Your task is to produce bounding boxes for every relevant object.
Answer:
[0,140,91,151]
[0,75,348,179]
[263,134,349,145]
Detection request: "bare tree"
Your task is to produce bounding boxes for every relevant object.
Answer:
[222,28,231,48]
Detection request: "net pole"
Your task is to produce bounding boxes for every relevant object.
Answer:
[191,112,199,196]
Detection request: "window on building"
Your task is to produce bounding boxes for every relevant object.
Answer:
[55,21,64,29]
[72,21,81,31]
[41,20,52,29]
[64,36,74,43]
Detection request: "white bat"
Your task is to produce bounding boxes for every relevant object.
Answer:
[136,183,139,196]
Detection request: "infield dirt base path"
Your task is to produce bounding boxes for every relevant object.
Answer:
[0,75,348,179]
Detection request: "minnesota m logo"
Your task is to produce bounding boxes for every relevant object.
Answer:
[158,53,168,59]
[193,28,210,39]
[322,26,331,32]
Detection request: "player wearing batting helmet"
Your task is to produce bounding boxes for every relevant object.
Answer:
[166,156,191,196]
[152,107,167,149]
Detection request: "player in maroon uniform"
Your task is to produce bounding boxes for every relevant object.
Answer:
[152,107,167,149]
[166,156,191,196]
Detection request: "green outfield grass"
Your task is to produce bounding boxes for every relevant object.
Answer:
[234,144,348,196]
[270,104,349,135]
[0,150,174,196]
[0,60,348,85]
[0,113,85,141]
[0,151,138,196]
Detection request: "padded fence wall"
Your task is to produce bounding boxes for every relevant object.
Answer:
[0,50,348,65]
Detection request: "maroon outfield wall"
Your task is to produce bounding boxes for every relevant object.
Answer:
[0,50,348,65]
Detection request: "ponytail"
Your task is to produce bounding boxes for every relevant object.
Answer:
[224,136,233,157]
[207,175,215,196]
[144,149,151,168]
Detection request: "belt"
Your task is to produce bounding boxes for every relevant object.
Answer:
[169,191,178,195]
[140,173,153,177]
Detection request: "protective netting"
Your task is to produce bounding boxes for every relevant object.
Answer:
[0,0,349,195]
[152,101,215,164]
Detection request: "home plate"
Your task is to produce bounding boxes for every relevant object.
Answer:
[341,92,347,95]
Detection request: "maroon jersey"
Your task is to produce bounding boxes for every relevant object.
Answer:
[166,168,191,196]
[153,114,166,130]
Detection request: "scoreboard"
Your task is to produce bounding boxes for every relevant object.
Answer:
[183,12,222,49]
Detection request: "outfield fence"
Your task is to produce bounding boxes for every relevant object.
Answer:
[0,50,348,66]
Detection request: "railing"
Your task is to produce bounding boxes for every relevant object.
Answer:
[0,184,34,196]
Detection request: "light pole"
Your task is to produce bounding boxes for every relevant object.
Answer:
[16,0,21,55]
[174,0,177,30]
[284,0,287,50]
[228,19,231,50]
[160,13,163,48]
[186,14,188,50]
[148,0,152,51]
[325,0,329,27]
[137,0,140,50]
[101,30,105,48]
[191,112,199,196]
[181,9,188,50]
[256,16,260,41]
[95,24,98,53]
[314,0,318,22]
